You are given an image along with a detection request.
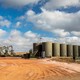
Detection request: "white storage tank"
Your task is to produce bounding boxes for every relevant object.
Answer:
[60,44,67,57]
[73,45,79,57]
[52,43,60,57]
[42,42,52,57]
[67,45,73,57]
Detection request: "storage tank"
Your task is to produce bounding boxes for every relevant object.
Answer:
[33,43,39,53]
[52,43,60,57]
[60,44,67,57]
[73,45,79,57]
[78,46,80,57]
[41,51,45,58]
[38,44,42,57]
[42,42,52,57]
[67,45,73,57]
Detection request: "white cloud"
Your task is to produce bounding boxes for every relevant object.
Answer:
[0,0,39,8]
[0,16,11,27]
[58,36,80,45]
[53,29,70,37]
[0,20,11,27]
[71,31,80,36]
[0,16,3,20]
[10,30,21,37]
[25,8,80,37]
[2,30,40,52]
[0,30,57,52]
[43,0,80,10]
[0,29,7,37]
[26,10,35,16]
[40,37,55,42]
[24,31,39,38]
[0,0,80,52]
[16,22,21,28]
[0,29,80,52]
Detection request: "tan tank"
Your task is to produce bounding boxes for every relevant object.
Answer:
[52,43,60,57]
[42,42,52,57]
[60,44,67,57]
[67,45,73,57]
[73,45,79,57]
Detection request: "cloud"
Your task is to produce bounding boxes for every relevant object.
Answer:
[0,16,11,27]
[53,29,70,37]
[0,29,57,52]
[71,31,80,36]
[24,8,80,37]
[0,0,79,9]
[24,31,39,38]
[0,0,80,52]
[2,30,40,52]
[40,37,55,42]
[16,22,21,28]
[0,29,7,37]
[10,30,21,37]
[0,16,3,20]
[0,0,40,8]
[58,36,80,45]
[43,0,80,10]
[0,20,11,27]
[0,29,80,52]
[26,10,35,16]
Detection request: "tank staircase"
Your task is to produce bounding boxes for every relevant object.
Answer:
[33,50,38,57]
[33,50,42,58]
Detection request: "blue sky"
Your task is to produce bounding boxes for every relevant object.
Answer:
[0,0,80,52]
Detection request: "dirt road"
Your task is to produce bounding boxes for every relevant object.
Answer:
[0,58,80,80]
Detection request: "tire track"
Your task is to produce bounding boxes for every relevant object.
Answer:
[0,58,80,80]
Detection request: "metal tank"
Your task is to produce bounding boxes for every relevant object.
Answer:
[42,42,52,57]
[78,46,80,57]
[67,45,73,57]
[73,45,79,57]
[33,43,39,53]
[41,51,45,58]
[38,44,43,57]
[60,44,67,57]
[52,43,60,57]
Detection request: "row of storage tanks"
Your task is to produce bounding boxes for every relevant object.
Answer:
[33,42,80,58]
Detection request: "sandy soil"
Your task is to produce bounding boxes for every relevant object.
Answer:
[0,57,80,80]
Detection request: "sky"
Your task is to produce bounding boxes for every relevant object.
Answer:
[0,0,80,52]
